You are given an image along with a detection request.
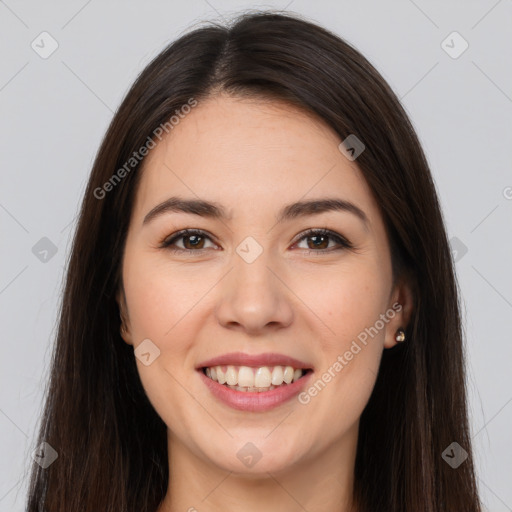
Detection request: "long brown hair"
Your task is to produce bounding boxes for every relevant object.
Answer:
[26,10,481,512]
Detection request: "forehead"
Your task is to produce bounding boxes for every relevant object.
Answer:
[132,94,382,230]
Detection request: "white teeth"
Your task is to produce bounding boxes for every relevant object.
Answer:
[226,365,238,386]
[271,366,284,385]
[217,366,226,384]
[254,367,272,387]
[203,364,307,390]
[238,366,254,387]
[283,366,294,384]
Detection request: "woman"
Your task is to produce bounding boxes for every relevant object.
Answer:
[26,10,482,512]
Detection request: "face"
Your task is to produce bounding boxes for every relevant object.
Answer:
[118,93,412,476]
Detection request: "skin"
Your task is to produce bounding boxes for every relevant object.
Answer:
[117,93,413,512]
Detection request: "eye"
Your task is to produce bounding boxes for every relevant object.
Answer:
[160,228,353,255]
[292,228,353,254]
[160,229,218,254]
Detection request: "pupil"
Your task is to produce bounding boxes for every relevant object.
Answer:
[310,235,327,249]
[187,235,202,248]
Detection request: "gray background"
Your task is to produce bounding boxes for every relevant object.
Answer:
[1,0,511,510]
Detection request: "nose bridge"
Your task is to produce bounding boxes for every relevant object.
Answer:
[215,240,294,332]
[234,244,275,296]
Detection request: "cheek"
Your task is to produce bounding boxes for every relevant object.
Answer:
[121,253,205,425]
[294,262,388,420]
[303,261,389,348]
[122,252,205,341]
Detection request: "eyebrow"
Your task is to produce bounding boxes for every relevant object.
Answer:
[142,196,369,229]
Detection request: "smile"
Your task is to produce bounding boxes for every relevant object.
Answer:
[198,366,313,412]
[203,364,307,391]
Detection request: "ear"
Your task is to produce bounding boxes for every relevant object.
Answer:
[383,273,414,349]
[116,286,133,346]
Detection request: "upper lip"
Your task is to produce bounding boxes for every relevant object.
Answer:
[197,352,313,370]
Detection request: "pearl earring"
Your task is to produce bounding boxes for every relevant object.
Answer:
[395,328,406,343]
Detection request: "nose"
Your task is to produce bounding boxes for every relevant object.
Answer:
[214,251,294,335]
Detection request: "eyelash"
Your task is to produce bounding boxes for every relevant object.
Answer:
[159,228,353,255]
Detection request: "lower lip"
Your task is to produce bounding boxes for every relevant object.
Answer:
[198,369,313,412]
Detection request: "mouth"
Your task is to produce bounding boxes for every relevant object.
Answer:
[200,364,314,392]
[197,362,314,412]
[195,352,314,411]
